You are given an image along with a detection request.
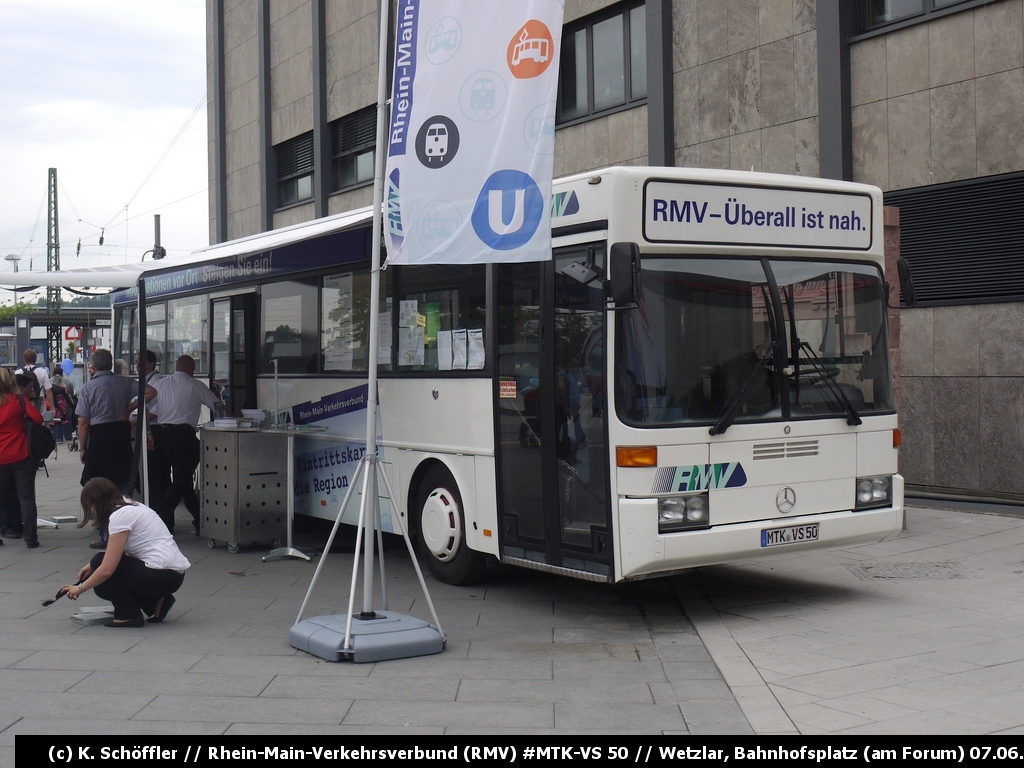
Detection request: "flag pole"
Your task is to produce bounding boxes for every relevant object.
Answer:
[290,0,445,663]
[359,0,392,618]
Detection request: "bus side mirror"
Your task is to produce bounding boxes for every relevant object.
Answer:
[897,257,916,307]
[609,242,640,306]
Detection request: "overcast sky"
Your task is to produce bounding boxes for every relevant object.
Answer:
[0,0,208,303]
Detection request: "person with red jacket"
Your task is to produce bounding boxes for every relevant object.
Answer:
[0,368,42,548]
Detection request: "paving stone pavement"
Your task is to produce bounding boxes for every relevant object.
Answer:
[0,449,749,765]
[4,451,1024,757]
[678,502,1024,735]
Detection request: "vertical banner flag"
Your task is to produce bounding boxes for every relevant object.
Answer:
[385,0,564,265]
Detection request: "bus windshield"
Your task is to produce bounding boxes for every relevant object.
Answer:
[616,257,893,426]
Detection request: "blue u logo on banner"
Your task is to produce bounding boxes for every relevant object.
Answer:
[471,170,544,250]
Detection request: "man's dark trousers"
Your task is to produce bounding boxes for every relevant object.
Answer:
[155,424,201,535]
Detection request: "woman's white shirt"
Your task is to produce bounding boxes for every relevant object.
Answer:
[108,502,191,573]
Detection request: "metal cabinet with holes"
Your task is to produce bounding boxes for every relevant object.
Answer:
[200,428,287,553]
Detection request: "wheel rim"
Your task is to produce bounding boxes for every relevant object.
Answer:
[420,486,461,562]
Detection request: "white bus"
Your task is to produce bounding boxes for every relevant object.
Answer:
[112,166,905,585]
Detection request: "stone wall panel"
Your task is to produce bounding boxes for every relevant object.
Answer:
[974,0,1024,77]
[929,80,976,185]
[932,377,980,491]
[928,11,975,88]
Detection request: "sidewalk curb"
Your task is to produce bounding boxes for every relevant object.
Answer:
[673,577,799,735]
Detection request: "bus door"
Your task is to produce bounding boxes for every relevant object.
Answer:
[495,246,611,575]
[212,293,257,415]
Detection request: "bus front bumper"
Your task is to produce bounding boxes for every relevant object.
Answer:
[617,475,904,580]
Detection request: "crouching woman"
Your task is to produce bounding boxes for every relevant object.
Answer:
[61,478,190,627]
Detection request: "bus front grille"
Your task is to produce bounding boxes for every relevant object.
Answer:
[752,439,819,460]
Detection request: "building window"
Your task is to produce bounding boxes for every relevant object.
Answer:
[557,2,646,125]
[276,132,314,208]
[859,0,972,32]
[331,106,376,192]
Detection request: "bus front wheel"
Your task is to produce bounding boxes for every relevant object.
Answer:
[415,465,487,585]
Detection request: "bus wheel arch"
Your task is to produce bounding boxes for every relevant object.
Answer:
[410,460,487,585]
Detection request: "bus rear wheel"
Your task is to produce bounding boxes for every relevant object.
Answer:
[416,465,487,585]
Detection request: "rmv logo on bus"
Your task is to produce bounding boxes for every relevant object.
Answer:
[652,463,748,494]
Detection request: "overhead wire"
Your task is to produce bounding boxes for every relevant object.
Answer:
[20,191,47,263]
[101,93,206,231]
[1,187,209,259]
[8,95,207,274]
[57,178,101,257]
[99,188,206,232]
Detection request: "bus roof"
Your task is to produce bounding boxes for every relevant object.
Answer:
[0,206,374,291]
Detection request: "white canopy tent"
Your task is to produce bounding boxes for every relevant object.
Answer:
[0,203,375,500]
[0,205,374,291]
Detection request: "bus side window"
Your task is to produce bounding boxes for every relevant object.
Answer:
[394,265,487,372]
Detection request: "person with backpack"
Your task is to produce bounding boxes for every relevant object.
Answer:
[0,368,42,548]
[16,349,53,415]
[50,381,74,443]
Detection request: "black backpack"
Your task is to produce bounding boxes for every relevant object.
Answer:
[21,365,42,401]
[17,395,56,463]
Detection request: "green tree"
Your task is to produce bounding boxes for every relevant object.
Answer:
[0,301,39,321]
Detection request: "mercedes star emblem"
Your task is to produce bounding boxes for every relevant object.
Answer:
[776,487,796,513]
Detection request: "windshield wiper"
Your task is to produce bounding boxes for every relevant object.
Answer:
[709,339,779,437]
[796,341,862,426]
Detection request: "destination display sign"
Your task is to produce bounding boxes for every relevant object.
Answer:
[643,180,874,250]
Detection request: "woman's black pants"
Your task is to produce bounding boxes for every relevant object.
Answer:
[90,552,184,621]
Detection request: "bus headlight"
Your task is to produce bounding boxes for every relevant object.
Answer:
[855,475,892,510]
[659,494,710,533]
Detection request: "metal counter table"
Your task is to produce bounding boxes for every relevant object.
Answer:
[199,425,284,554]
[201,425,343,559]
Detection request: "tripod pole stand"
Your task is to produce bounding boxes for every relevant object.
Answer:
[291,453,446,661]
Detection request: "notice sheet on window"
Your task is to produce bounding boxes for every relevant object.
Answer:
[437,330,453,371]
[451,329,467,370]
[377,311,392,362]
[399,300,419,328]
[468,328,485,369]
[399,326,424,366]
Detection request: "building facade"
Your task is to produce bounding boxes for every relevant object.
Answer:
[207,0,1024,502]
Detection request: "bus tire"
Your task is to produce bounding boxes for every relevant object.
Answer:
[415,465,487,585]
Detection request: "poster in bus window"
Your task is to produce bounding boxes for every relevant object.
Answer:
[323,274,354,371]
[290,384,391,528]
[384,0,563,265]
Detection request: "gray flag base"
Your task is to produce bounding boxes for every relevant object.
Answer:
[290,454,446,663]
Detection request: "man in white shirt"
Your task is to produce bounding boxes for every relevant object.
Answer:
[130,354,220,535]
[16,349,54,413]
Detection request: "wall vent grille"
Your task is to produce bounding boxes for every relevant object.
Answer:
[886,171,1024,306]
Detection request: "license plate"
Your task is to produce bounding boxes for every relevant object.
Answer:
[761,523,819,547]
